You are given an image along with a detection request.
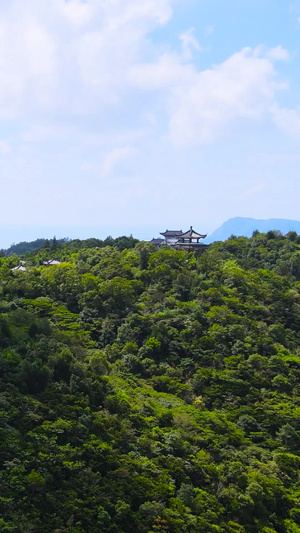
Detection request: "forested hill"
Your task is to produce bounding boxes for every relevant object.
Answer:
[3,234,139,256]
[2,231,300,532]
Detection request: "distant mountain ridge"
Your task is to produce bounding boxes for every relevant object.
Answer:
[4,238,67,256]
[2,235,139,257]
[206,217,300,243]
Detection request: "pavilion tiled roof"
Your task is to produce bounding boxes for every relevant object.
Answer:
[160,229,183,237]
[11,265,27,271]
[179,226,207,239]
[43,259,62,266]
[151,238,164,244]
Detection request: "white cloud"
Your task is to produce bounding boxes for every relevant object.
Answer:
[102,147,138,176]
[22,124,75,143]
[168,46,284,145]
[101,0,172,29]
[60,0,94,30]
[180,28,201,60]
[205,26,214,37]
[244,182,266,197]
[271,105,300,139]
[0,9,58,116]
[0,0,173,116]
[0,140,11,155]
[130,52,195,90]
[131,44,293,146]
[0,0,298,152]
[266,45,290,61]
[0,0,300,233]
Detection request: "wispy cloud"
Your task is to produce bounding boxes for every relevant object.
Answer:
[168,46,290,146]
[180,28,201,60]
[266,45,290,61]
[0,0,174,117]
[205,26,214,37]
[271,104,300,139]
[130,42,296,146]
[0,0,297,150]
[0,140,11,155]
[102,147,138,177]
[0,0,299,231]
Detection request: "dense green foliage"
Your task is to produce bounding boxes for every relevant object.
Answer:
[4,238,67,257]
[4,234,139,257]
[1,231,300,532]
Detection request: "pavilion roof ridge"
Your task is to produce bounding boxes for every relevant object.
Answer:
[179,226,207,239]
[160,229,183,237]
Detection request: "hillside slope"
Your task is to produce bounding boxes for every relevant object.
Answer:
[1,233,300,532]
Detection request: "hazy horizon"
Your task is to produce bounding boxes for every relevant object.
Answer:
[3,215,300,249]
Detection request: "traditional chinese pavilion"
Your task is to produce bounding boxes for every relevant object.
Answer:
[158,226,209,251]
[160,229,183,245]
[174,226,208,251]
[150,238,165,249]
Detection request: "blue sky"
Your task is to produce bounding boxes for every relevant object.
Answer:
[1,0,300,247]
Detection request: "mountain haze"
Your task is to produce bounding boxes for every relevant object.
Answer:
[206,217,300,242]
